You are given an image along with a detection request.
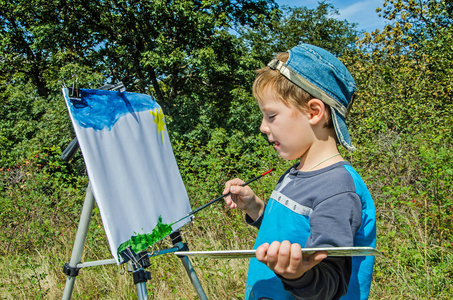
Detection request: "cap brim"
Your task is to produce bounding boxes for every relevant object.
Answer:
[331,108,356,152]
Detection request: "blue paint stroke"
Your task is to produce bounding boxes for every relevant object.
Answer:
[119,92,139,123]
[66,89,159,131]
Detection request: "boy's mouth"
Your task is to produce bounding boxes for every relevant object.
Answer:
[273,141,280,149]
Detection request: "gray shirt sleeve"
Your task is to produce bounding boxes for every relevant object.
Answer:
[306,192,362,248]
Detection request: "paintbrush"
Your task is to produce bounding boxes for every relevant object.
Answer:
[118,168,276,257]
[172,168,275,225]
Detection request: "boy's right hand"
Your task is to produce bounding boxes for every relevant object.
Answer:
[223,178,256,211]
[223,178,265,221]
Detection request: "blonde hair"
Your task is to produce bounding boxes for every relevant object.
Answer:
[253,52,312,111]
[252,52,333,128]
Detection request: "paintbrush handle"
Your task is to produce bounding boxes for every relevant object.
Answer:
[172,168,275,225]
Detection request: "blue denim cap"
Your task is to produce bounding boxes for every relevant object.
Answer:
[267,44,357,151]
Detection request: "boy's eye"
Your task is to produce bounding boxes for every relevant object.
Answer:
[268,114,276,120]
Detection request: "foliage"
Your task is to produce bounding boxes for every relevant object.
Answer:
[345,0,453,143]
[238,1,360,64]
[0,64,104,168]
[339,1,453,297]
[1,0,453,299]
[0,0,281,166]
[0,146,88,255]
[347,131,453,298]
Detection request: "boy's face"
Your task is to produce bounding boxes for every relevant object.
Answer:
[258,87,314,161]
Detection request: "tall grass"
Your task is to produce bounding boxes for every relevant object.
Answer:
[0,210,255,299]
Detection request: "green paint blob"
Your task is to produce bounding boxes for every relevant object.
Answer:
[117,216,173,259]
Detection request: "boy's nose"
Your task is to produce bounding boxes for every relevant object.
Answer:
[260,119,269,134]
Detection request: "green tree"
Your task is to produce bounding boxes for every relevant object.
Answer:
[0,0,280,166]
[0,0,103,97]
[238,1,360,64]
[351,0,453,138]
[63,0,279,107]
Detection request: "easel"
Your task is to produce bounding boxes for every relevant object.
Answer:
[60,83,207,300]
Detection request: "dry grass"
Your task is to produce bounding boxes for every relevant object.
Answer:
[1,198,452,300]
[0,209,255,300]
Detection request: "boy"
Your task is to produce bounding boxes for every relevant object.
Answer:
[223,44,376,299]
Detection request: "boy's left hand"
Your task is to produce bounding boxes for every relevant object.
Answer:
[255,240,327,280]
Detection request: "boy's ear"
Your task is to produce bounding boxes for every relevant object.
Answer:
[307,99,326,125]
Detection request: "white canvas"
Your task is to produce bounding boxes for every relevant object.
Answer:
[63,88,192,262]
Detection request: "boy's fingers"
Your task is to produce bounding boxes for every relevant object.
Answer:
[285,243,303,274]
[222,180,234,195]
[289,243,302,263]
[265,241,281,268]
[231,186,255,203]
[310,250,328,263]
[223,179,245,195]
[222,186,230,195]
[271,241,292,274]
[277,240,291,262]
[301,250,327,272]
[230,186,244,197]
[256,241,327,280]
[255,243,270,262]
[224,196,234,207]
[230,178,245,186]
[290,243,303,260]
[223,179,244,209]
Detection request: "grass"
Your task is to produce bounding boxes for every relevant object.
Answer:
[0,210,255,299]
[2,200,452,299]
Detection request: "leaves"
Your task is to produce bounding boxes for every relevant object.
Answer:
[238,3,359,64]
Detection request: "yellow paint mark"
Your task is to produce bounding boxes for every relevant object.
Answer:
[150,108,166,144]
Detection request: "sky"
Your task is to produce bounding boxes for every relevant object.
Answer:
[274,0,389,33]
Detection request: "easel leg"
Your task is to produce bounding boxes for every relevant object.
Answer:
[62,182,95,300]
[136,280,149,300]
[124,251,152,300]
[171,232,208,300]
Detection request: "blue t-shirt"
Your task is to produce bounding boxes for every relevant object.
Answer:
[246,161,376,300]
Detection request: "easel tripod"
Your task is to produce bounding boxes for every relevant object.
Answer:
[61,182,207,299]
[60,83,207,300]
